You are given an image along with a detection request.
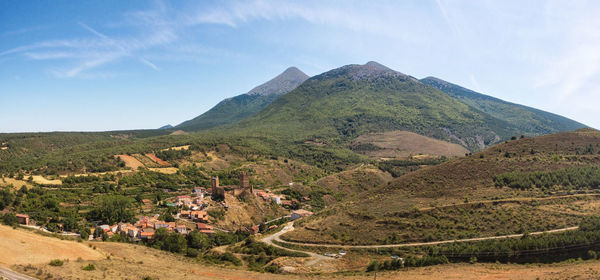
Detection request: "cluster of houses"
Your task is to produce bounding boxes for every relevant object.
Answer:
[95,213,214,241]
[252,188,304,208]
[13,171,315,242]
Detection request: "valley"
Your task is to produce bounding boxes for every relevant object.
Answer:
[1,62,598,279]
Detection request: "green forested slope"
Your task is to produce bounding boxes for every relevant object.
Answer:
[230,62,516,151]
[177,67,309,131]
[421,77,587,135]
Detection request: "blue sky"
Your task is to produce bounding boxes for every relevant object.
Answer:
[1,0,600,132]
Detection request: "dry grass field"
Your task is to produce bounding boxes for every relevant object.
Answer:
[148,167,179,174]
[0,225,103,266]
[0,177,33,189]
[23,175,62,185]
[162,145,190,151]
[352,130,469,159]
[3,225,600,279]
[115,154,145,170]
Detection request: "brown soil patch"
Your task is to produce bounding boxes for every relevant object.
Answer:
[115,155,144,170]
[352,130,469,159]
[0,225,103,265]
[145,153,170,165]
[170,130,188,135]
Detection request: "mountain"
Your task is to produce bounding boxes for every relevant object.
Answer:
[158,124,173,130]
[176,67,309,131]
[420,77,587,135]
[230,61,518,151]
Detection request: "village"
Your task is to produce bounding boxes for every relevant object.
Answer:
[12,171,314,243]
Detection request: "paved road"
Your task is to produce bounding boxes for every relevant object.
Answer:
[270,222,579,249]
[0,266,37,280]
[264,215,290,225]
[261,222,330,260]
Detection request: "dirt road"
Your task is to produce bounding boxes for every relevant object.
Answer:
[272,222,579,249]
[261,223,331,261]
[0,266,37,280]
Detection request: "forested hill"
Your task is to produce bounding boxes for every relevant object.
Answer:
[176,67,309,131]
[421,77,587,135]
[228,61,518,151]
[283,128,600,245]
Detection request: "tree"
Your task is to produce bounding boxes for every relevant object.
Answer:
[0,187,13,210]
[187,230,211,250]
[163,233,187,253]
[162,211,175,222]
[2,212,18,226]
[135,194,143,205]
[89,195,134,224]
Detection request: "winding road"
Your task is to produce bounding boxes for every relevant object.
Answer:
[262,222,579,251]
[261,223,331,261]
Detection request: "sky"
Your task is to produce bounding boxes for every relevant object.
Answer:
[1,0,600,132]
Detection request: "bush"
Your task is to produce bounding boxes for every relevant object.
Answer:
[186,248,199,258]
[81,264,96,271]
[366,260,383,272]
[49,259,64,266]
[2,212,18,226]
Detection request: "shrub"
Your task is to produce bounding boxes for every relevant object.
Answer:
[49,259,64,266]
[1,212,18,226]
[186,248,199,258]
[81,264,96,271]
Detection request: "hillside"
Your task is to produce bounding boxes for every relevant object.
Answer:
[283,129,600,245]
[351,130,470,159]
[230,61,517,152]
[7,225,600,279]
[177,67,309,131]
[421,77,587,135]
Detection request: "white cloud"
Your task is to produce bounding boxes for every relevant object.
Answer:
[139,58,159,71]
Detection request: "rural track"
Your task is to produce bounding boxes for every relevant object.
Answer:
[0,266,37,280]
[260,223,331,261]
[418,193,600,212]
[269,222,579,249]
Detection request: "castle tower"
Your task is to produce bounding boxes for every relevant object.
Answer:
[239,172,250,189]
[211,177,219,194]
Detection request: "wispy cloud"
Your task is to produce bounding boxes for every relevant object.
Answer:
[1,3,178,78]
[139,57,159,71]
[189,1,427,43]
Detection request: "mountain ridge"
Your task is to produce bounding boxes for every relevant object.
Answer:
[420,76,587,134]
[228,61,516,151]
[176,67,309,131]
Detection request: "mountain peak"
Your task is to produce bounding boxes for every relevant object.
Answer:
[247,67,309,96]
[364,61,391,71]
[322,61,407,81]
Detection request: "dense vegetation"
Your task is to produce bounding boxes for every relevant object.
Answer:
[285,129,600,245]
[230,62,517,152]
[366,216,600,272]
[421,77,586,135]
[177,67,308,131]
[377,157,448,177]
[494,166,600,190]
